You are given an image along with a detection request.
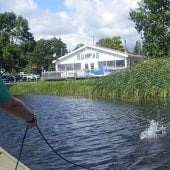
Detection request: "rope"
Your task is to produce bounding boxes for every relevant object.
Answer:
[16,125,92,170]
[36,125,92,170]
[15,125,29,170]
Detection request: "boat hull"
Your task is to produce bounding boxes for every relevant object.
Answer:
[0,147,30,170]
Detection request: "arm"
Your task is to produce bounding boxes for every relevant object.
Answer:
[1,96,37,128]
[0,78,36,128]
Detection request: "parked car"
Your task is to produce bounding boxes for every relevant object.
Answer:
[21,75,27,81]
[21,74,36,81]
[2,75,15,83]
[18,73,41,81]
[14,75,23,82]
[34,74,41,81]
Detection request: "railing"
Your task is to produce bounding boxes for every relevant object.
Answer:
[41,68,126,81]
[41,71,62,80]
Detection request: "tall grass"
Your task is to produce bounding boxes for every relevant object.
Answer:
[9,58,170,102]
[9,79,95,98]
[92,58,170,102]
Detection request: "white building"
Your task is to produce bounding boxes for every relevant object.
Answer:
[42,45,144,80]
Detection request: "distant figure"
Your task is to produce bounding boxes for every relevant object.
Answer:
[0,77,37,128]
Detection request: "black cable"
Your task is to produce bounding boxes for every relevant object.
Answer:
[16,125,92,170]
[36,125,92,170]
[15,125,29,170]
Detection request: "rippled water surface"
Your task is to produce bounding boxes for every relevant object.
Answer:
[0,95,170,170]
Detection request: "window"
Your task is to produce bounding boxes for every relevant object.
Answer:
[98,61,107,68]
[85,63,88,70]
[66,64,73,71]
[91,63,94,71]
[58,63,81,71]
[116,60,125,67]
[107,61,115,68]
[58,65,65,71]
[74,63,81,70]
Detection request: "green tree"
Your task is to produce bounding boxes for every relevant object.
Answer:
[130,0,170,57]
[96,36,125,51]
[30,38,67,73]
[0,12,35,73]
[50,37,67,58]
[74,43,84,50]
[133,40,142,55]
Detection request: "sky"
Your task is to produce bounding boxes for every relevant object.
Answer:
[0,0,141,51]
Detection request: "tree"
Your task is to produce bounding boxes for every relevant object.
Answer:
[74,43,84,50]
[0,12,35,73]
[133,40,142,55]
[50,37,67,58]
[96,36,125,52]
[130,0,170,57]
[30,38,67,73]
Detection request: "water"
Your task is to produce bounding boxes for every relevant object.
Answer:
[0,95,170,170]
[140,120,167,140]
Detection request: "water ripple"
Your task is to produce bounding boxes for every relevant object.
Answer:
[0,95,170,170]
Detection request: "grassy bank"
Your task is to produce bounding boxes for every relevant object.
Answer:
[9,58,170,102]
[9,79,95,97]
[92,58,170,102]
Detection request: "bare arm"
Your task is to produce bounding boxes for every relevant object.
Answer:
[1,96,37,128]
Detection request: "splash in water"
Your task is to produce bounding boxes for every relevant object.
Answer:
[140,120,166,140]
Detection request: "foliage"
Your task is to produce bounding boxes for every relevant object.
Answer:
[133,40,143,55]
[74,43,84,50]
[30,37,67,74]
[0,12,68,74]
[96,36,125,52]
[9,79,95,98]
[22,65,33,74]
[92,58,170,102]
[9,59,170,103]
[130,0,170,58]
[0,12,35,73]
[48,65,55,71]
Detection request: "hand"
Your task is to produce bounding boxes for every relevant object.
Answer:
[26,114,37,128]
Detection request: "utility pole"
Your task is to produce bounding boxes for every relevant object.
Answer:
[92,36,95,46]
[124,40,127,53]
[61,48,63,57]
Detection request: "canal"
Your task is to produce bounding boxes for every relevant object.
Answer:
[0,95,170,170]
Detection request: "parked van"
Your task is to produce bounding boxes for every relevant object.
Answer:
[2,75,15,83]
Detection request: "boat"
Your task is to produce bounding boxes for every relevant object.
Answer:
[0,147,30,170]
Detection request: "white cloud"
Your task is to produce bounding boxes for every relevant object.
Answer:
[29,11,77,35]
[0,0,37,13]
[0,0,141,51]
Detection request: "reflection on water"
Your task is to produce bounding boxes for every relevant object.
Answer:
[0,95,170,170]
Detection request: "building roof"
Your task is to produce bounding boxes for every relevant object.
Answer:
[52,44,144,63]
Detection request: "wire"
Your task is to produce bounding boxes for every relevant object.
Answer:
[36,125,92,170]
[15,125,29,170]
[16,125,92,170]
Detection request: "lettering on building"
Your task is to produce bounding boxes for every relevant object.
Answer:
[77,52,99,60]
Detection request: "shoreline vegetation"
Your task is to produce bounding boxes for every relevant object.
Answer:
[9,58,170,103]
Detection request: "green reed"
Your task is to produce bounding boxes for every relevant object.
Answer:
[9,58,170,102]
[92,58,170,102]
[9,79,95,98]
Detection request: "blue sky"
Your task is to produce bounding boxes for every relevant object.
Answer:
[0,0,141,51]
[35,0,66,12]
